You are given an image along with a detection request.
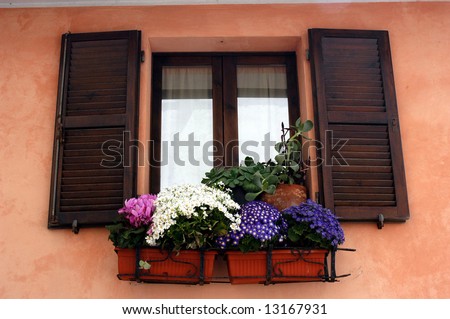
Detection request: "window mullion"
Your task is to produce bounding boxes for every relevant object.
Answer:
[222,56,239,167]
[212,57,225,167]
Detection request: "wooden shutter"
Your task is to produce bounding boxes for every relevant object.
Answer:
[309,29,409,222]
[48,31,141,228]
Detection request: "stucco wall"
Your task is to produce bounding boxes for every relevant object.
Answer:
[0,2,449,298]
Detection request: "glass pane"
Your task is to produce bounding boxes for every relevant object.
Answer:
[160,66,213,189]
[237,65,290,163]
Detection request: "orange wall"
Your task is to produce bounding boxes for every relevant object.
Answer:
[1,2,449,298]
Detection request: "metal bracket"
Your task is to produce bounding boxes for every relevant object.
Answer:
[140,50,145,63]
[306,49,310,61]
[72,219,79,234]
[377,214,384,229]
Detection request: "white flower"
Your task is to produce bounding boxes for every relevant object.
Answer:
[145,184,240,246]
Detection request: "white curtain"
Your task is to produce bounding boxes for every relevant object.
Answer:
[160,66,213,189]
[160,65,290,188]
[237,65,290,163]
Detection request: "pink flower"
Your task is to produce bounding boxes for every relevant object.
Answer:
[118,194,157,228]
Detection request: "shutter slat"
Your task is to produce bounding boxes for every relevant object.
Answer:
[310,28,409,221]
[334,193,395,201]
[333,179,394,187]
[68,88,127,97]
[61,197,124,207]
[61,176,124,185]
[332,171,393,180]
[326,85,383,94]
[327,98,385,106]
[338,145,390,152]
[60,190,123,199]
[62,169,123,177]
[334,138,388,145]
[338,151,391,159]
[62,183,123,192]
[334,158,391,166]
[333,186,395,194]
[332,165,392,173]
[69,76,127,85]
[335,201,396,207]
[59,204,124,212]
[62,163,124,171]
[325,73,382,82]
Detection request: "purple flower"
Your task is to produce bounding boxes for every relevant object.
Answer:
[118,194,157,228]
[217,201,287,250]
[283,199,345,248]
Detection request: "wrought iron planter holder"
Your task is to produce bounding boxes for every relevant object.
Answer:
[115,247,217,285]
[115,246,354,285]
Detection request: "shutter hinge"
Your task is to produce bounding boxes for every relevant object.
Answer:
[377,214,385,229]
[306,49,310,61]
[140,50,145,63]
[392,118,398,127]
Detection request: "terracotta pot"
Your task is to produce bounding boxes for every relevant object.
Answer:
[115,247,217,284]
[226,249,328,284]
[261,184,307,211]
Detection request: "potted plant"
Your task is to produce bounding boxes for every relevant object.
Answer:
[259,117,313,211]
[108,184,241,284]
[202,117,313,210]
[145,183,240,251]
[218,200,288,284]
[106,193,157,248]
[220,199,345,284]
[282,199,345,250]
[202,157,282,204]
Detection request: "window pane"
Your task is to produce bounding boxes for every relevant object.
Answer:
[237,65,290,163]
[160,67,213,189]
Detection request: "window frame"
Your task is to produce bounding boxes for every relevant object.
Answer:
[150,52,300,194]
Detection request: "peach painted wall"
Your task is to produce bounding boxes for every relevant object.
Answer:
[1,2,449,298]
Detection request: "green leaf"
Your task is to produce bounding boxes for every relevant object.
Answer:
[271,165,283,175]
[275,154,286,164]
[139,260,151,270]
[302,120,313,132]
[290,163,300,172]
[242,180,261,193]
[245,192,261,201]
[265,174,279,186]
[252,172,263,188]
[266,184,276,194]
[274,142,283,153]
[288,228,301,242]
[244,156,255,167]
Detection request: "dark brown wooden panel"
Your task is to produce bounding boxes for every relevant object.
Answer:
[309,28,409,222]
[49,30,141,228]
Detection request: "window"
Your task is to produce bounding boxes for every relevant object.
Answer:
[48,28,410,229]
[48,31,141,228]
[150,54,300,193]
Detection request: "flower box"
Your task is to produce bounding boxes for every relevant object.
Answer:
[115,247,217,284]
[225,248,329,284]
